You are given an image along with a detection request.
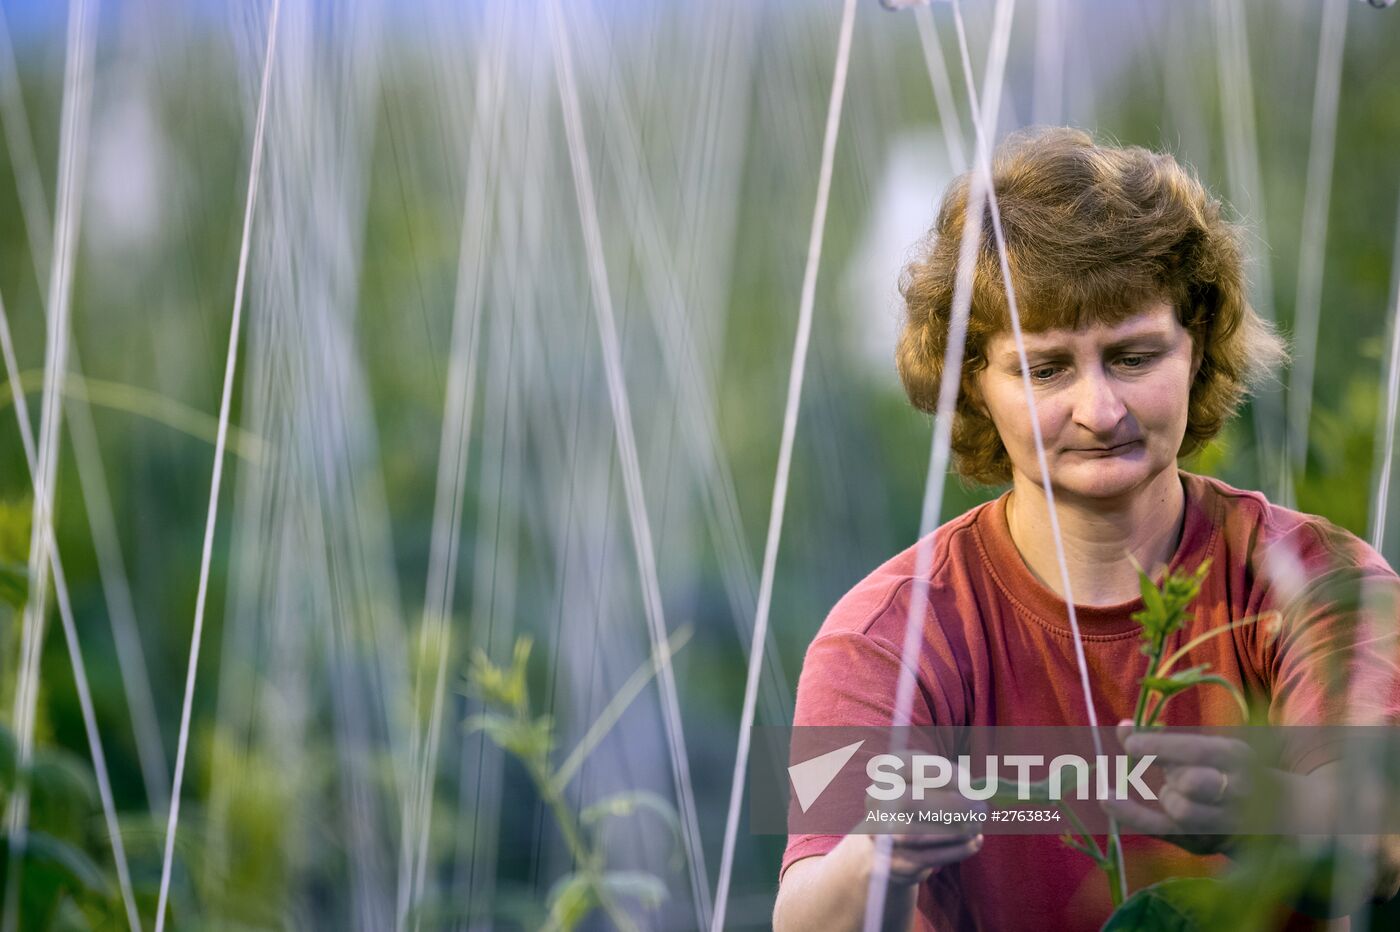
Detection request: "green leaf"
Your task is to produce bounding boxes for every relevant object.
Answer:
[463,636,535,713]
[1142,665,1249,721]
[545,872,597,932]
[31,749,100,809]
[1141,664,1213,698]
[0,724,15,788]
[1102,877,1219,931]
[21,832,110,896]
[1189,675,1250,720]
[581,791,680,835]
[1133,560,1213,650]
[0,499,31,566]
[0,829,115,930]
[582,791,684,869]
[0,560,26,610]
[599,870,668,908]
[1139,571,1167,624]
[464,711,554,767]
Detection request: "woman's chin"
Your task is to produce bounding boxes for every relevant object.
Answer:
[1051,455,1161,500]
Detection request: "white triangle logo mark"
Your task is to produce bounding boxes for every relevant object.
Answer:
[788,740,865,813]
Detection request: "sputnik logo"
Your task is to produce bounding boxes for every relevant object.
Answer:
[787,740,864,812]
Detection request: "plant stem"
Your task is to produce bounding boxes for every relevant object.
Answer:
[1059,799,1125,905]
[553,624,692,791]
[1146,694,1172,728]
[1132,680,1153,728]
[529,756,591,870]
[597,893,640,932]
[1060,803,1104,862]
[531,757,640,930]
[1104,834,1125,907]
[1156,612,1271,677]
[1133,636,1167,728]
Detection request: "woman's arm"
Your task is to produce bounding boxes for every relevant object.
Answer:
[773,832,983,932]
[1105,731,1400,913]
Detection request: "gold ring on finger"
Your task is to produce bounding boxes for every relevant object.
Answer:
[1212,770,1229,805]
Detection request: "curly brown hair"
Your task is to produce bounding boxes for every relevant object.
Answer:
[896,126,1288,486]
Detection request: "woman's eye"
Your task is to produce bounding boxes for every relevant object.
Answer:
[1116,354,1148,369]
[1029,366,1060,382]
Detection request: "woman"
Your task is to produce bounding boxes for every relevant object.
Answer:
[771,128,1400,931]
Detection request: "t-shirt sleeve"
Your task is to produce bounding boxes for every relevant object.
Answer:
[792,630,940,728]
[780,623,949,882]
[1256,524,1400,771]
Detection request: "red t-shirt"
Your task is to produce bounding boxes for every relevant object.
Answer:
[782,471,1400,930]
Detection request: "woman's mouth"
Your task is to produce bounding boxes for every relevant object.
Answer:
[1070,440,1142,456]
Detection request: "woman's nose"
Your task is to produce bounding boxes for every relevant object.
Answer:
[1070,369,1128,434]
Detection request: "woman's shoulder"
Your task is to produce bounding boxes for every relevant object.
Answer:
[1183,471,1398,585]
[813,498,1000,643]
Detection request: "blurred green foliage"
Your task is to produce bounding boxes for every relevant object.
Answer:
[464,636,684,931]
[0,723,131,930]
[0,1,1396,928]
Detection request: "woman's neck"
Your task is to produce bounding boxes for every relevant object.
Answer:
[1004,468,1187,607]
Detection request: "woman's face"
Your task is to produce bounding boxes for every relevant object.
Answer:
[974,302,1199,503]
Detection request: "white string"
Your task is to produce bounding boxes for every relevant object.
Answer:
[913,5,967,174]
[6,0,92,833]
[1373,190,1400,555]
[0,2,51,278]
[3,0,100,926]
[1212,0,1291,504]
[0,0,169,817]
[891,0,1016,738]
[549,0,713,926]
[0,294,142,932]
[1286,0,1349,476]
[862,1,1028,925]
[395,3,508,925]
[154,1,281,927]
[453,25,553,911]
[1327,182,1400,932]
[949,0,1127,898]
[711,0,858,926]
[566,0,793,730]
[869,3,1127,922]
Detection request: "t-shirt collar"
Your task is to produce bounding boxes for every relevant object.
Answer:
[973,470,1221,635]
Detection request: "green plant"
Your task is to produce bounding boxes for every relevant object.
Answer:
[1102,559,1281,924]
[1128,558,1263,728]
[0,504,128,930]
[0,724,138,930]
[0,499,31,714]
[989,559,1278,915]
[463,628,691,932]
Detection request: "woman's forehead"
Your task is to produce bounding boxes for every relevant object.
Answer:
[985,303,1183,356]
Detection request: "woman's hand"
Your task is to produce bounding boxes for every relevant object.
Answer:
[1100,722,1255,856]
[774,827,984,932]
[870,830,986,886]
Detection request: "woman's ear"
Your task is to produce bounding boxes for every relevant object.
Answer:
[963,372,989,418]
[1189,337,1205,383]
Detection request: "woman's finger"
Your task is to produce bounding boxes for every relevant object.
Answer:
[1101,795,1178,836]
[1163,764,1233,805]
[899,833,984,865]
[1158,786,1233,833]
[891,830,985,849]
[1123,731,1247,770]
[883,833,984,883]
